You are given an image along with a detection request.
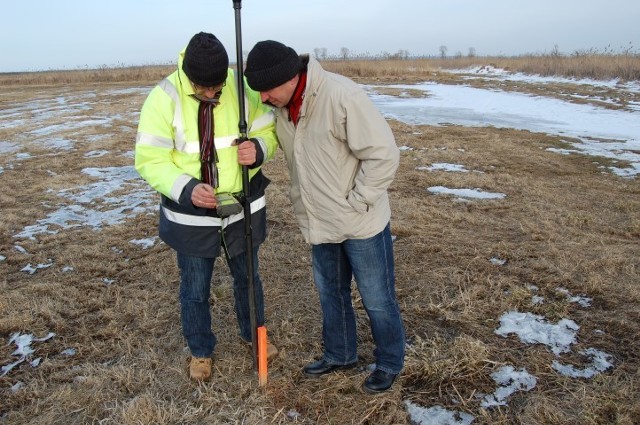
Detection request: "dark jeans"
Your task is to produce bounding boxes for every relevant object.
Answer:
[177,247,264,357]
[311,223,405,374]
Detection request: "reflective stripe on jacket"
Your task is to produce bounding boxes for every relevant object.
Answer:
[135,48,278,257]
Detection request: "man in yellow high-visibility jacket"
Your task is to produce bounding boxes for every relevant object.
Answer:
[135,32,279,381]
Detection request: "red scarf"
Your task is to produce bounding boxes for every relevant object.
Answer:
[287,72,307,126]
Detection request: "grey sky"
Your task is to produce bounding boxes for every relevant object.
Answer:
[1,0,638,72]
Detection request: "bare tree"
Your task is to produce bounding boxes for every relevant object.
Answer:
[439,45,448,59]
[468,47,476,58]
[389,49,410,60]
[313,47,328,61]
[340,47,350,60]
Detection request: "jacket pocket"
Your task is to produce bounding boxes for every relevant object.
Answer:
[346,190,369,213]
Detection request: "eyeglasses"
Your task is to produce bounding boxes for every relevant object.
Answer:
[191,81,226,96]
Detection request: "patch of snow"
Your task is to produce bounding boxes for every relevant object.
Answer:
[2,332,55,377]
[556,287,592,307]
[417,163,470,173]
[405,401,475,425]
[552,348,614,378]
[428,186,506,200]
[21,260,54,275]
[495,311,579,355]
[130,237,157,249]
[481,366,537,408]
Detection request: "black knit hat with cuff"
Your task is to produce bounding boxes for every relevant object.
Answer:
[182,32,229,87]
[245,40,301,91]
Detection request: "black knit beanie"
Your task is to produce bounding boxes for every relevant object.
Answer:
[245,40,301,91]
[182,32,229,87]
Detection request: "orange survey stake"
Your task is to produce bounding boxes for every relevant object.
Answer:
[257,326,268,386]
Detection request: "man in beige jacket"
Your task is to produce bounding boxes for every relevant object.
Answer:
[245,40,405,393]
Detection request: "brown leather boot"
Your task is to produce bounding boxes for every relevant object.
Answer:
[266,341,279,361]
[245,340,279,362]
[189,356,212,381]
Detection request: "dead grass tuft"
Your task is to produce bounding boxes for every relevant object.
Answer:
[0,66,638,424]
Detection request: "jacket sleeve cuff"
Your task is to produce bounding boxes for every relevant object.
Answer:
[249,137,265,169]
[178,177,201,207]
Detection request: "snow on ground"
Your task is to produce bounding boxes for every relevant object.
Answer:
[495,312,579,355]
[449,65,640,99]
[552,348,614,379]
[130,236,159,249]
[13,165,157,240]
[0,77,626,423]
[416,163,478,173]
[427,186,506,201]
[1,332,56,377]
[480,366,538,408]
[405,401,475,425]
[367,68,640,178]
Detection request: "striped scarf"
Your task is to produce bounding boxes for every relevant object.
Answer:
[198,101,218,187]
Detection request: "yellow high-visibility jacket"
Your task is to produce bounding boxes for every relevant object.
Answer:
[135,49,278,258]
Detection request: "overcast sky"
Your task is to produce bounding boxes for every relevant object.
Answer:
[1,0,638,73]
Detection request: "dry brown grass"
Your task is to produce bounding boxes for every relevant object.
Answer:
[3,52,639,86]
[0,66,638,424]
[0,65,175,86]
[480,53,640,81]
[420,53,640,81]
[321,53,640,83]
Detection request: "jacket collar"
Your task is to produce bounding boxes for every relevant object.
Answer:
[297,55,324,117]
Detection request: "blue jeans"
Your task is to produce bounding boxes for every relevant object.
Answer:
[177,247,265,358]
[311,223,405,375]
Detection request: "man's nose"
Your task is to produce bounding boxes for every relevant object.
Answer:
[203,88,219,99]
[260,92,269,103]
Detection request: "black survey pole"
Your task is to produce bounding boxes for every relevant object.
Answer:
[232,0,258,370]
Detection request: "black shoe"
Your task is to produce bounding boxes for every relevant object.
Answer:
[363,369,398,393]
[303,359,357,377]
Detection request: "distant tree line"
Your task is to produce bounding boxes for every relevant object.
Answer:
[312,46,476,61]
[313,43,638,61]
[313,47,412,61]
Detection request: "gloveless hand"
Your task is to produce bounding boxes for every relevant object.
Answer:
[192,183,218,209]
[236,140,257,165]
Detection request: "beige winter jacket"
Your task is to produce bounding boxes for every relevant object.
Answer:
[275,55,399,244]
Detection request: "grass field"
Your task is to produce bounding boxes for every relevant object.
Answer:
[1,58,639,424]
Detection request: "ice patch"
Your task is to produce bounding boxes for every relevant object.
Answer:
[495,311,579,355]
[130,237,158,249]
[552,348,614,378]
[405,401,475,425]
[2,332,55,376]
[428,186,506,200]
[417,163,470,173]
[481,366,537,408]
